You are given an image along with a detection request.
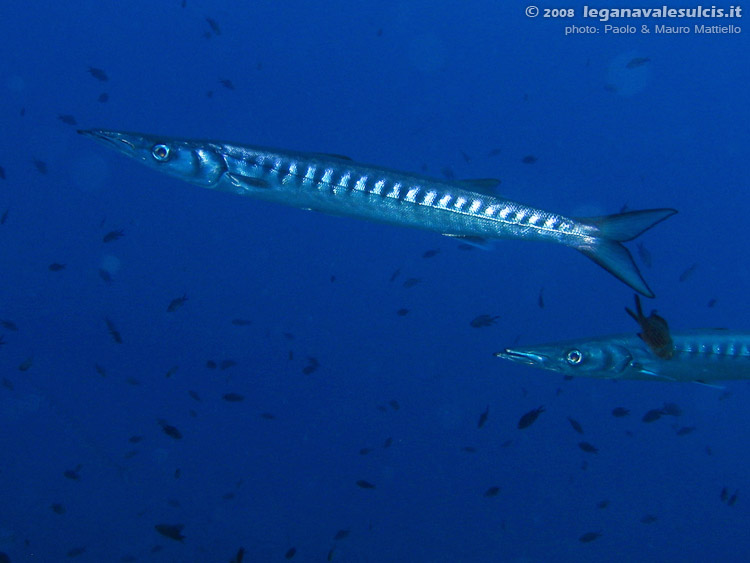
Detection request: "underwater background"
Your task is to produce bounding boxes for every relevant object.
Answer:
[0,1,747,561]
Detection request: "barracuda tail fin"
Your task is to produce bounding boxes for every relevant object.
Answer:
[576,208,677,298]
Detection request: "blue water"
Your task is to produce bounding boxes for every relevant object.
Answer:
[0,1,747,561]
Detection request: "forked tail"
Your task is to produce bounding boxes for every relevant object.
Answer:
[576,209,677,298]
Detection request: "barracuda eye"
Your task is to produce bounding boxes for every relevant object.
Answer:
[565,349,583,365]
[152,144,171,162]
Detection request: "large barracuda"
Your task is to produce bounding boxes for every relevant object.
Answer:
[79,130,676,296]
[496,330,750,382]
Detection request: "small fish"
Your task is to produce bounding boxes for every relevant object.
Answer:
[94,364,107,377]
[158,419,182,440]
[0,319,19,331]
[102,229,124,243]
[612,407,630,417]
[98,268,113,284]
[128,435,143,443]
[637,242,652,267]
[626,57,650,69]
[88,66,109,81]
[720,487,729,502]
[205,16,221,35]
[0,208,8,223]
[260,412,275,419]
[517,406,545,429]
[359,447,372,455]
[219,359,236,370]
[661,402,682,416]
[0,165,5,179]
[66,546,86,557]
[333,529,350,540]
[441,167,455,179]
[97,92,109,103]
[167,294,188,312]
[165,365,179,378]
[231,547,245,563]
[596,500,609,509]
[63,464,82,480]
[487,148,502,157]
[389,268,401,282]
[470,314,500,328]
[18,357,33,371]
[50,503,66,514]
[388,399,400,411]
[728,490,739,506]
[626,294,673,359]
[396,308,409,316]
[49,262,66,271]
[2,377,13,390]
[58,114,77,126]
[676,426,695,436]
[578,441,598,454]
[460,150,471,163]
[483,486,500,497]
[477,405,490,428]
[422,249,440,258]
[707,298,717,308]
[231,318,252,326]
[642,409,663,423]
[219,78,235,90]
[284,547,296,559]
[206,360,217,369]
[640,514,657,524]
[678,263,698,282]
[579,531,601,543]
[104,317,123,343]
[302,357,320,375]
[538,287,545,309]
[402,277,422,288]
[154,523,185,542]
[567,417,584,434]
[383,437,393,448]
[356,480,376,489]
[461,446,477,453]
[222,392,244,402]
[521,155,537,164]
[188,390,201,402]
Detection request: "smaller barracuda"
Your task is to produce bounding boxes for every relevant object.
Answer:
[78,129,676,296]
[495,330,750,382]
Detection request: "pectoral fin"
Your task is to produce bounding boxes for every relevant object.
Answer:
[226,173,271,189]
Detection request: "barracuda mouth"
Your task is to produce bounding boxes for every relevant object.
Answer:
[494,349,547,366]
[78,129,137,152]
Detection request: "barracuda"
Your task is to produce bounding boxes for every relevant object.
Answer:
[495,330,750,382]
[78,129,676,296]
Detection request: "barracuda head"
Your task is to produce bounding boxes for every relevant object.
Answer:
[495,338,637,379]
[78,129,226,187]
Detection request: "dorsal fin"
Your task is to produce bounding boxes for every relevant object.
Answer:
[455,178,501,195]
[310,152,353,161]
